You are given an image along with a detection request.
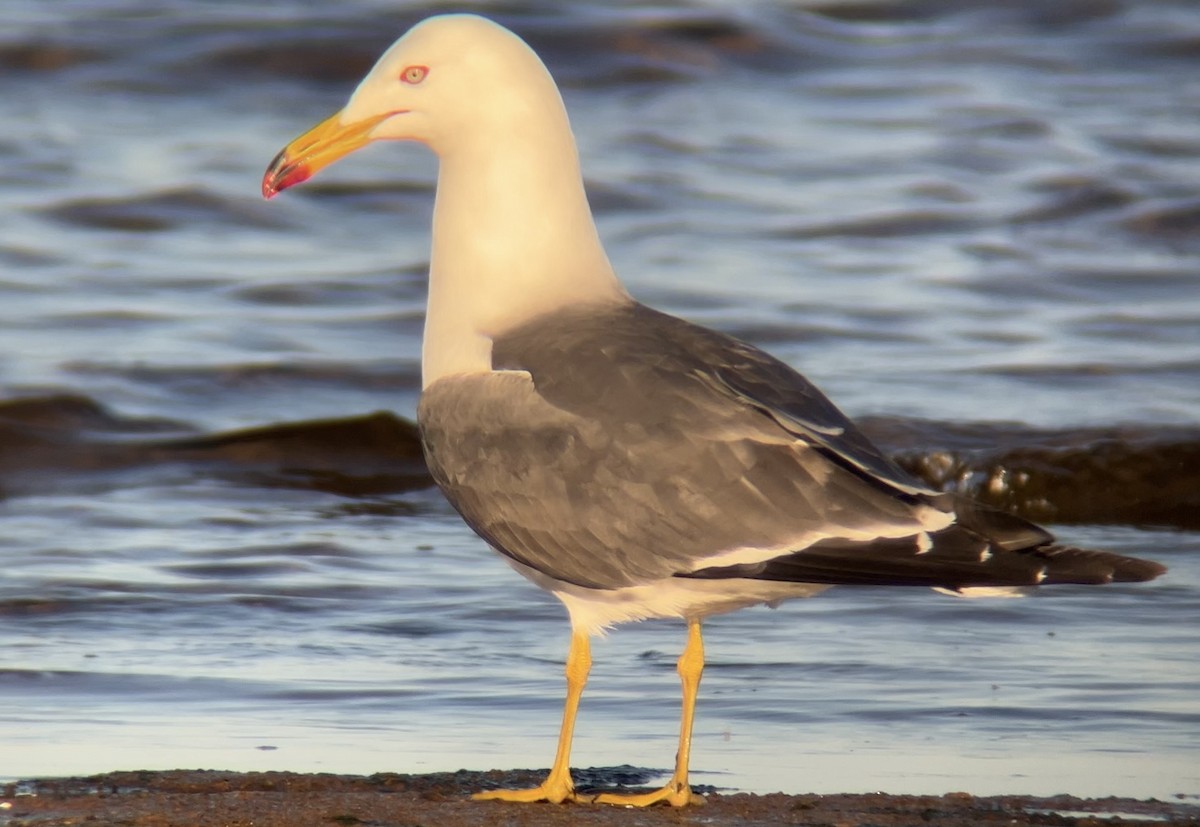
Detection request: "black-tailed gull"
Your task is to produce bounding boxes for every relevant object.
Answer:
[262,13,1166,807]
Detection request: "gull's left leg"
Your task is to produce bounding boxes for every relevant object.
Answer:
[594,618,706,807]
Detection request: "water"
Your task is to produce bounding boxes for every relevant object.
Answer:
[2,0,1199,801]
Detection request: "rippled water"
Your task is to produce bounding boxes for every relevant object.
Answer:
[2,0,1198,801]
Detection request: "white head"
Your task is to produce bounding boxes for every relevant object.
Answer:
[264,14,627,387]
[263,14,575,186]
[348,16,575,156]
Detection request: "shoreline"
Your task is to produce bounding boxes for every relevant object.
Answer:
[4,769,1197,826]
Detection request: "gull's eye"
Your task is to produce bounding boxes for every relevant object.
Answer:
[400,65,428,84]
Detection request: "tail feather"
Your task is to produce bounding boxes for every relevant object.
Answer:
[678,498,1167,589]
[1034,544,1167,585]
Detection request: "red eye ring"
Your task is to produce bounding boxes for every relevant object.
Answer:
[400,65,428,84]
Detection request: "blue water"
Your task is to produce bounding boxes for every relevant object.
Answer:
[1,0,1198,800]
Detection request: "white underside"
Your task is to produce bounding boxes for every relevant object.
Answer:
[933,585,1029,599]
[503,555,1028,635]
[503,556,831,635]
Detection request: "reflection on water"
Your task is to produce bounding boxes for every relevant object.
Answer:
[2,0,1198,799]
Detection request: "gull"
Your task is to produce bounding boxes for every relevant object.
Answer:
[262,13,1166,807]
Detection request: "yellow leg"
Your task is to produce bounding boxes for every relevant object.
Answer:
[473,630,591,804]
[595,619,707,807]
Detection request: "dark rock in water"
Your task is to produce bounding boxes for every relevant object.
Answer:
[0,394,189,489]
[156,411,432,496]
[862,416,1200,530]
[1,395,1195,528]
[0,395,431,499]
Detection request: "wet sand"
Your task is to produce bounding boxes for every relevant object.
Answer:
[4,769,1197,827]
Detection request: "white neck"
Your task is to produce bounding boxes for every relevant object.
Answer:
[421,112,627,387]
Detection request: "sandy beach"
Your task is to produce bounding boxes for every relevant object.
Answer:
[4,769,1197,827]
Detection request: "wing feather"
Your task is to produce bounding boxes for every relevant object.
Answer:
[419,303,947,589]
[418,301,1164,593]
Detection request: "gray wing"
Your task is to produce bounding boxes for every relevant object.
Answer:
[502,302,938,499]
[418,302,1165,591]
[677,314,937,498]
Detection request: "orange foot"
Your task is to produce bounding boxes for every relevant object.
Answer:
[593,780,705,807]
[473,774,587,804]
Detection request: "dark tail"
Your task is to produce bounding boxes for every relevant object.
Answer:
[1032,544,1166,585]
[678,497,1167,589]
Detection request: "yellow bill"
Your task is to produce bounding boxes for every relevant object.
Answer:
[262,109,395,199]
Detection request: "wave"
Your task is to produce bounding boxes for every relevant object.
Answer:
[1,394,1195,530]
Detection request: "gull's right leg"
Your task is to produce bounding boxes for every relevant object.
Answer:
[473,630,591,804]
